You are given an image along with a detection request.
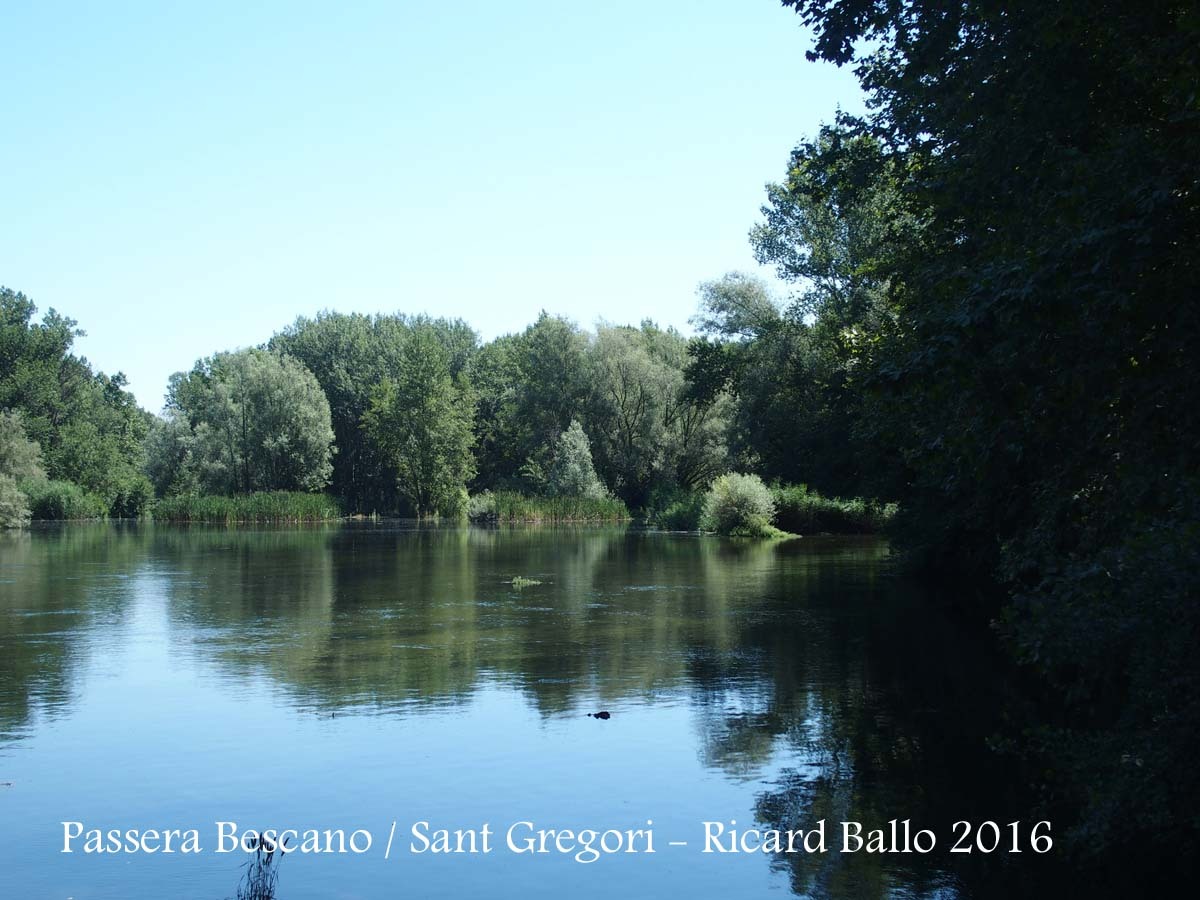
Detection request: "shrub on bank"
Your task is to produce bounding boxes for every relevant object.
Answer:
[700,473,782,537]
[0,474,30,528]
[19,478,108,520]
[153,492,341,524]
[643,485,705,531]
[467,490,629,523]
[108,474,156,519]
[770,484,896,534]
[467,490,497,521]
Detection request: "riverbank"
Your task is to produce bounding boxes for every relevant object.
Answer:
[647,482,896,536]
[467,490,630,524]
[17,485,891,535]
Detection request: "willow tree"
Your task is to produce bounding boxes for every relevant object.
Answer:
[165,348,334,494]
[588,321,728,505]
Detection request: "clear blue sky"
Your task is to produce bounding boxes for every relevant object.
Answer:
[1,0,862,410]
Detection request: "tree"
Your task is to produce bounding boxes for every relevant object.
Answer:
[466,333,524,490]
[691,272,781,338]
[270,311,478,510]
[588,321,729,506]
[687,135,914,497]
[166,348,334,494]
[0,288,151,515]
[467,313,591,493]
[784,0,1200,871]
[143,411,198,497]
[697,126,917,498]
[686,275,819,487]
[543,421,607,500]
[361,324,476,517]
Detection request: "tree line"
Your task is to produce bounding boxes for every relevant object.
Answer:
[2,287,846,524]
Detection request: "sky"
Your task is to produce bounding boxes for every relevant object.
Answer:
[1,0,863,410]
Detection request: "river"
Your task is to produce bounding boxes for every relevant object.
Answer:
[0,524,1037,898]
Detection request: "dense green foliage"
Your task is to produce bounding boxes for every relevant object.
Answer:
[0,411,42,527]
[641,485,702,531]
[700,473,781,537]
[18,478,109,520]
[361,323,476,518]
[153,491,341,524]
[0,287,920,536]
[469,315,729,506]
[643,481,891,535]
[164,348,335,496]
[270,311,476,511]
[771,485,895,535]
[1,288,152,518]
[770,0,1199,871]
[2,293,742,525]
[587,323,729,504]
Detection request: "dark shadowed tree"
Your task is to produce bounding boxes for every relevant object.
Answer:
[782,0,1200,872]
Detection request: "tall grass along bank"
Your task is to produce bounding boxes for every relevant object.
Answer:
[154,492,341,524]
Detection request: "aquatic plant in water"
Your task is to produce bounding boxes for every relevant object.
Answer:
[234,835,283,900]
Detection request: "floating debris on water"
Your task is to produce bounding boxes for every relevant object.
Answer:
[507,576,544,589]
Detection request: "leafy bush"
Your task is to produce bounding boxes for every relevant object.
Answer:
[700,473,780,537]
[153,492,341,523]
[110,474,155,518]
[467,490,629,523]
[660,495,705,530]
[771,484,897,534]
[19,478,108,520]
[467,490,497,522]
[0,474,30,528]
[643,485,705,531]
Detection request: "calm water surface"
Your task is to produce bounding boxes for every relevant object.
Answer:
[0,524,1025,899]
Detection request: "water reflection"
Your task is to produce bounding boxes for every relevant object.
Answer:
[0,524,1032,899]
[148,526,818,716]
[0,526,146,741]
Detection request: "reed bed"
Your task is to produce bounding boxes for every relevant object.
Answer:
[153,492,341,524]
